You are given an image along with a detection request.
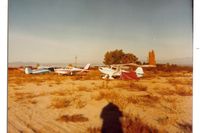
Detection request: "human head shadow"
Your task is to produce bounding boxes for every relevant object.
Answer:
[100,102,123,133]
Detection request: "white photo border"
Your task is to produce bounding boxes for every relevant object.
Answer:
[1,0,199,133]
[0,0,8,132]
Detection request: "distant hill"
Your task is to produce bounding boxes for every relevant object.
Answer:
[8,62,67,67]
[8,62,100,67]
[9,57,193,67]
[157,57,192,66]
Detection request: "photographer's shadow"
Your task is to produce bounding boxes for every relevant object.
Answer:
[100,102,123,133]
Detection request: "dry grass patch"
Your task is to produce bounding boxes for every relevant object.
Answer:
[95,81,110,90]
[160,103,177,113]
[15,92,36,101]
[87,127,101,133]
[93,89,160,109]
[71,75,83,80]
[36,82,42,86]
[28,99,38,104]
[129,82,147,91]
[74,99,87,109]
[114,82,129,88]
[155,87,175,96]
[78,86,91,92]
[127,96,139,104]
[174,85,192,96]
[156,116,169,125]
[8,69,68,86]
[163,96,177,103]
[155,83,192,96]
[81,70,101,80]
[50,94,86,109]
[142,72,155,79]
[48,84,53,87]
[177,122,192,133]
[93,90,128,110]
[158,72,177,77]
[168,78,192,86]
[114,82,147,92]
[12,80,26,86]
[13,87,20,90]
[50,97,71,109]
[122,115,158,133]
[55,81,62,85]
[9,84,17,87]
[14,91,47,101]
[91,82,96,85]
[57,114,89,123]
[50,91,66,96]
[127,94,159,106]
[93,90,119,101]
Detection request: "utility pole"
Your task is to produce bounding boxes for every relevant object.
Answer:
[75,56,77,67]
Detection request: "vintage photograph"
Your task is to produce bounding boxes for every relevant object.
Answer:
[8,0,192,132]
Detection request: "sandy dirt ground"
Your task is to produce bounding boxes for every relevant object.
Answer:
[8,69,192,133]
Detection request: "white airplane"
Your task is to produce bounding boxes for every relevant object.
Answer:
[99,66,126,79]
[99,63,155,79]
[37,66,55,72]
[54,64,90,75]
[24,67,50,74]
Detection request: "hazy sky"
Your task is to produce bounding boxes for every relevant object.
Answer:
[9,0,192,64]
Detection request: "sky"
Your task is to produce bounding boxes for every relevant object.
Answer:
[9,0,192,65]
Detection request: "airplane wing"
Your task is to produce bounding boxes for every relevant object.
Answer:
[71,68,82,72]
[32,69,50,74]
[110,63,156,68]
[54,68,71,75]
[140,65,156,67]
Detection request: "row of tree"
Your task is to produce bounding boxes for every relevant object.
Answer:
[103,49,141,65]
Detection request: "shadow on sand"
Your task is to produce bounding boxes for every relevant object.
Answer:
[100,102,123,133]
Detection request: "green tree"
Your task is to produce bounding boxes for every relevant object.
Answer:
[121,53,139,64]
[103,49,124,65]
[103,49,140,65]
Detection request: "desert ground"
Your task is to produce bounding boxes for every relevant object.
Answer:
[8,67,192,133]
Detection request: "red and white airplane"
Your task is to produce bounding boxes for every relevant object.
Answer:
[99,63,156,79]
[54,64,90,75]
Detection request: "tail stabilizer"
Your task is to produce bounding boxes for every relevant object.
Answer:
[25,67,32,74]
[135,67,144,77]
[84,64,90,70]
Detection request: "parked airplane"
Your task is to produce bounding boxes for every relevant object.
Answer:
[54,64,90,75]
[99,63,155,79]
[37,66,55,72]
[24,67,50,74]
[99,66,126,79]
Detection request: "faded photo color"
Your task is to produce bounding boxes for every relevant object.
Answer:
[8,0,192,133]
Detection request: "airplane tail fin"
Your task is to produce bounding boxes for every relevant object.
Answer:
[84,64,90,70]
[135,67,144,77]
[25,67,32,74]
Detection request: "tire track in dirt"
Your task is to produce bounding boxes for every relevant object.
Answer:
[8,114,35,133]
[9,105,89,133]
[8,121,24,133]
[10,109,67,133]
